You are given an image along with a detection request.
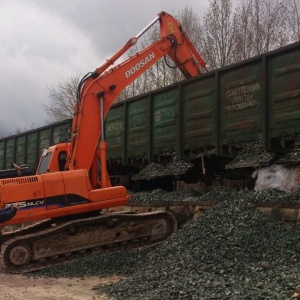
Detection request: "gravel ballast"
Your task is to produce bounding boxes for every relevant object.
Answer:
[32,189,300,300]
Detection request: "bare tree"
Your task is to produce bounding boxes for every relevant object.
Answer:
[251,0,287,54]
[285,0,300,42]
[200,0,237,69]
[44,75,80,122]
[233,0,255,60]
[234,0,288,61]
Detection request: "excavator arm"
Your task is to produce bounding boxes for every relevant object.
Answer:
[66,11,207,188]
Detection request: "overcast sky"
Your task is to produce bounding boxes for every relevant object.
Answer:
[0,0,209,137]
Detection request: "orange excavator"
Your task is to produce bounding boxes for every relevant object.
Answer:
[0,11,206,273]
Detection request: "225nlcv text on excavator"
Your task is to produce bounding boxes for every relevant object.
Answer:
[0,11,206,273]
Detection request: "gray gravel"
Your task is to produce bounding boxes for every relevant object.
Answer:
[226,140,276,169]
[31,190,300,300]
[132,159,193,180]
[277,135,300,163]
[95,197,300,300]
[128,188,203,204]
[129,186,300,205]
[240,189,300,204]
[226,135,300,168]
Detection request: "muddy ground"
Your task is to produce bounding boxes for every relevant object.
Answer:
[0,270,121,300]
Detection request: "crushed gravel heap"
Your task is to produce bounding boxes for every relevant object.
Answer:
[132,159,193,180]
[194,186,233,202]
[277,135,300,163]
[32,195,300,300]
[132,163,165,179]
[129,188,203,204]
[129,186,300,205]
[241,189,300,204]
[226,140,276,169]
[96,197,300,300]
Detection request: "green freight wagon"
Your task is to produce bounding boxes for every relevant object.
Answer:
[105,41,300,186]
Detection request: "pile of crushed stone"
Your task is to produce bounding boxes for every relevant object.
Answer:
[95,197,300,299]
[129,186,300,204]
[32,193,300,300]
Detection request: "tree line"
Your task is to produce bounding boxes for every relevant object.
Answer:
[44,0,300,122]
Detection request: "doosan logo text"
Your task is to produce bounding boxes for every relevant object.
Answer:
[125,52,155,78]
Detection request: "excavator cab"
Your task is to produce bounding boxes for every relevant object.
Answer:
[36,143,70,174]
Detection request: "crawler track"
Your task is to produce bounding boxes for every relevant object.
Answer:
[2,200,300,274]
[1,211,176,273]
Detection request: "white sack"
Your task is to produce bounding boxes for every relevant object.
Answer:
[253,164,300,192]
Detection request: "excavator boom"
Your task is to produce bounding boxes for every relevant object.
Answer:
[66,11,206,186]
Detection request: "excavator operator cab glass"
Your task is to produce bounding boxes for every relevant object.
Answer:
[58,151,67,171]
[37,150,52,174]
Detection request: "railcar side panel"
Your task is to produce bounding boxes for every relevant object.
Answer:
[152,88,179,156]
[105,105,125,160]
[127,97,149,161]
[52,122,70,145]
[268,46,300,139]
[0,141,4,169]
[15,135,26,167]
[38,127,51,155]
[26,132,39,170]
[220,62,263,147]
[5,138,15,169]
[182,75,215,153]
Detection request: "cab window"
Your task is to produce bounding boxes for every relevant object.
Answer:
[37,152,52,174]
[58,151,67,171]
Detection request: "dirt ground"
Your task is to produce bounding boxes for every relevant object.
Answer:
[0,269,121,300]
